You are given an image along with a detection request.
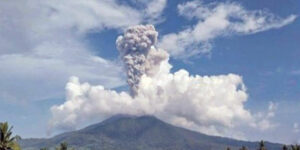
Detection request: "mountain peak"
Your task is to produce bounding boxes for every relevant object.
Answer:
[20,115,283,150]
[79,114,168,139]
[103,114,159,123]
[80,114,161,132]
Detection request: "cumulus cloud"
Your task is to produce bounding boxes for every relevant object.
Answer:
[158,1,297,58]
[50,25,275,138]
[0,0,167,102]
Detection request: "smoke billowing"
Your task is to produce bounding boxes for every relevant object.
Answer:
[49,25,275,139]
[116,25,168,96]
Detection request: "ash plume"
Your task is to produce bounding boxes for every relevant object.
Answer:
[50,25,275,139]
[116,25,168,96]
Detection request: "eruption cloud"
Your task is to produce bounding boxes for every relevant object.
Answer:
[49,25,274,138]
[116,25,168,96]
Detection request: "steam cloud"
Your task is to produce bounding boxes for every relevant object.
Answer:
[49,25,274,138]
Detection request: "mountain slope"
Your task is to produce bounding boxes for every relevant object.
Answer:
[20,115,282,150]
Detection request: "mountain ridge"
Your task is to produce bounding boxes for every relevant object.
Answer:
[20,115,283,150]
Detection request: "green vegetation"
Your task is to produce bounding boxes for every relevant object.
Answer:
[283,145,288,150]
[291,144,300,150]
[55,142,68,150]
[258,140,267,150]
[239,146,247,150]
[55,142,74,150]
[0,122,21,150]
[225,142,300,150]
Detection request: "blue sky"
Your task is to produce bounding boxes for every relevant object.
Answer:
[0,0,299,144]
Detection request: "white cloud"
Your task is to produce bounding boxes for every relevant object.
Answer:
[144,0,168,23]
[252,101,278,131]
[0,46,124,102]
[49,25,275,139]
[158,1,297,59]
[267,101,278,118]
[294,123,300,133]
[0,0,168,102]
[50,69,256,138]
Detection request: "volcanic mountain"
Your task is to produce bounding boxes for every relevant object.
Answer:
[20,115,282,150]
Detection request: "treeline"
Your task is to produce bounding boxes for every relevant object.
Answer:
[1,122,299,150]
[40,142,74,150]
[226,141,300,150]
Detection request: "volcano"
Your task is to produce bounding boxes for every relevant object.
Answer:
[20,115,282,150]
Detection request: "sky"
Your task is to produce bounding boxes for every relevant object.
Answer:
[0,0,299,144]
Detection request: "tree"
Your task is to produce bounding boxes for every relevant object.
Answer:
[283,145,288,150]
[0,122,21,150]
[56,142,74,150]
[258,140,267,150]
[240,146,247,150]
[226,147,231,150]
[56,142,67,150]
[40,148,48,150]
[291,145,300,150]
